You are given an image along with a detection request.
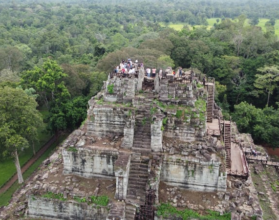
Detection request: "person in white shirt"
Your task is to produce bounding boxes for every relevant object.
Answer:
[146,68,151,77]
[159,69,162,80]
[129,68,135,74]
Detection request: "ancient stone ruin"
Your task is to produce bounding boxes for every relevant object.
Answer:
[0,65,268,220]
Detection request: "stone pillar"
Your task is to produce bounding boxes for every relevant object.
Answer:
[137,67,144,91]
[151,117,163,152]
[114,153,131,200]
[154,73,160,93]
[217,172,227,191]
[121,119,134,149]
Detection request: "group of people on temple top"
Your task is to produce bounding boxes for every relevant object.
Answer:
[114,59,143,76]
[113,59,207,85]
[114,58,185,79]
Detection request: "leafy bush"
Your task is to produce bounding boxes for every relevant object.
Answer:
[74,196,87,203]
[90,195,109,206]
[107,84,114,94]
[176,110,183,118]
[42,192,66,201]
[195,99,206,112]
[67,147,77,152]
[162,117,168,125]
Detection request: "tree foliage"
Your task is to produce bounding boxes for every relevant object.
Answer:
[0,87,43,183]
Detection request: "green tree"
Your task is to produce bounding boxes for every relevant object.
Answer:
[0,87,43,183]
[232,101,261,135]
[157,55,175,69]
[21,59,70,108]
[48,96,88,133]
[269,17,276,26]
[250,17,259,26]
[254,66,279,106]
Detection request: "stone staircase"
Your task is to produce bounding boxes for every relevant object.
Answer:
[126,157,149,205]
[124,204,137,220]
[224,121,231,169]
[132,103,152,153]
[206,84,214,123]
[107,202,125,220]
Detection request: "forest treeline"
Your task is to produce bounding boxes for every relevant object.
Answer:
[2,0,279,25]
[0,0,279,151]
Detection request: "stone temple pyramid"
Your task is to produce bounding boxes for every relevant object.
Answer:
[1,64,263,220]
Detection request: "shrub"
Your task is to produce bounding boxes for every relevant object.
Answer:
[107,84,114,94]
[90,195,109,206]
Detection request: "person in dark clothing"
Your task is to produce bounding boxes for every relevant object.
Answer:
[179,67,182,77]
[203,77,206,87]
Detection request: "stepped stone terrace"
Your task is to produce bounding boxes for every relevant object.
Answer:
[0,61,265,220]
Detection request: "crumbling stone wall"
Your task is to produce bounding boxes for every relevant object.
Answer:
[87,106,127,137]
[63,148,118,178]
[161,155,226,192]
[104,77,137,102]
[28,197,108,220]
[163,116,206,143]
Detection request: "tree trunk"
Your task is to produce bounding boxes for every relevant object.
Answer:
[14,150,24,184]
[32,139,36,155]
[267,90,270,107]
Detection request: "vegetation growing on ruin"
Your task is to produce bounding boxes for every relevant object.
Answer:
[42,192,67,201]
[67,147,78,152]
[175,110,183,118]
[73,196,87,203]
[41,193,109,206]
[162,118,168,125]
[157,203,231,220]
[107,84,114,94]
[90,195,109,206]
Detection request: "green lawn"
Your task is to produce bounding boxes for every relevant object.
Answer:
[159,18,279,36]
[0,110,51,188]
[0,134,67,207]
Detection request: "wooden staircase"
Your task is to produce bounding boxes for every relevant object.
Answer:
[206,84,214,123]
[224,121,231,169]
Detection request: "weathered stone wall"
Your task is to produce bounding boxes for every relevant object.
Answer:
[63,148,118,178]
[104,77,137,103]
[87,106,127,137]
[28,196,108,220]
[159,80,196,106]
[161,155,226,191]
[151,117,163,152]
[121,119,135,149]
[163,116,206,142]
[114,153,131,200]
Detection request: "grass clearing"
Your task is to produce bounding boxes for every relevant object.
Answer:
[0,134,67,207]
[0,130,51,188]
[159,18,279,36]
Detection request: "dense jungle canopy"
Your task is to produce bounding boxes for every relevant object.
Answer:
[0,0,279,149]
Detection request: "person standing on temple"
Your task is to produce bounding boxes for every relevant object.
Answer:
[159,68,162,80]
[179,67,182,77]
[152,68,156,77]
[203,77,206,87]
[146,68,151,77]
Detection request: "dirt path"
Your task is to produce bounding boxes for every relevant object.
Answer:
[0,134,58,194]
